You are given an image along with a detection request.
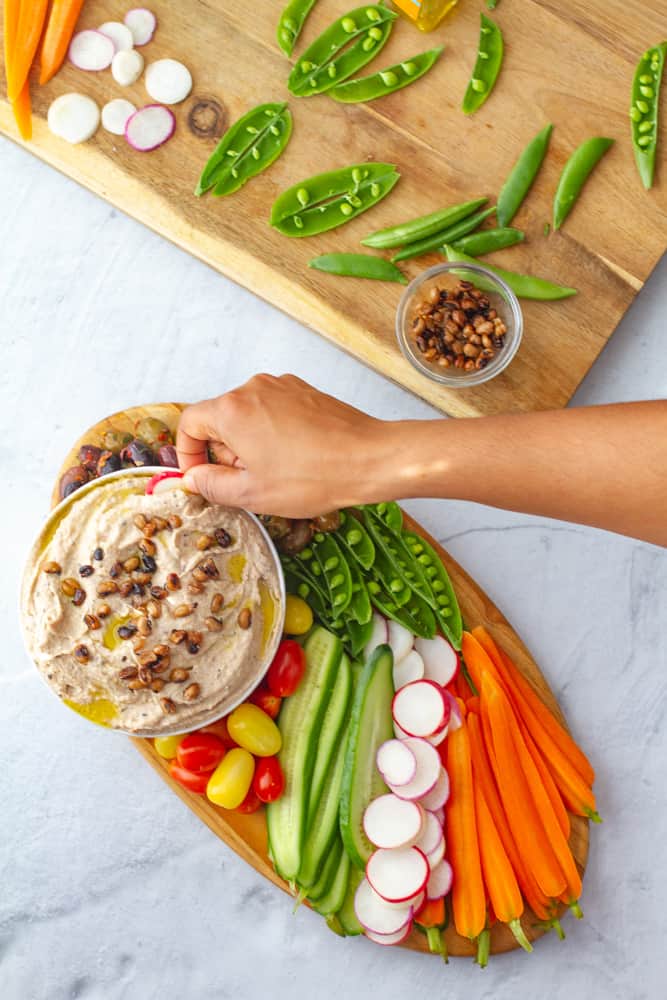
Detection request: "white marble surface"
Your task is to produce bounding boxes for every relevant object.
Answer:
[1,137,666,1000]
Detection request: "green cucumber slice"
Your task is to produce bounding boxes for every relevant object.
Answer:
[312,843,351,916]
[308,838,343,902]
[336,865,364,935]
[308,653,352,825]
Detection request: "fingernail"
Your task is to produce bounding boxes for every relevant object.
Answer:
[182,469,199,494]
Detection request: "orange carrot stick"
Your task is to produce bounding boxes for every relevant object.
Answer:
[4,0,20,89]
[445,719,486,940]
[518,715,570,839]
[39,0,86,85]
[11,76,31,139]
[462,631,505,694]
[6,0,49,101]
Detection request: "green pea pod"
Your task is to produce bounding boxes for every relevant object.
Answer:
[335,511,376,570]
[344,617,374,657]
[288,4,397,97]
[361,507,435,608]
[391,206,496,263]
[630,43,666,190]
[277,0,319,56]
[362,197,487,249]
[553,137,614,230]
[497,124,553,228]
[330,46,443,103]
[195,103,292,197]
[309,253,407,284]
[343,556,373,625]
[443,245,577,300]
[281,555,330,604]
[313,533,353,613]
[271,163,400,238]
[450,227,524,256]
[462,14,503,115]
[369,585,436,640]
[401,530,462,649]
[369,546,413,606]
[371,501,403,533]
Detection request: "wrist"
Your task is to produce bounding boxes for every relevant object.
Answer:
[356,419,462,505]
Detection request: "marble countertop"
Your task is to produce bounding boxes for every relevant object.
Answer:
[1,138,666,1000]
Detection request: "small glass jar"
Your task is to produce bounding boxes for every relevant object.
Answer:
[391,0,460,32]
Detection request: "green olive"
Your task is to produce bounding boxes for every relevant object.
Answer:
[135,417,174,448]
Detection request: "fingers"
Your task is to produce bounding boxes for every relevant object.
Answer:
[183,463,246,508]
[176,398,224,472]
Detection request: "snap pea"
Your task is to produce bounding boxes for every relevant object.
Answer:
[401,530,462,649]
[277,0,319,56]
[288,4,397,97]
[390,205,496,263]
[195,103,292,197]
[553,137,614,230]
[281,553,329,605]
[462,14,503,115]
[330,46,443,103]
[335,510,375,570]
[362,197,487,250]
[344,556,373,625]
[368,583,436,641]
[630,43,666,190]
[271,163,400,238]
[361,507,435,608]
[369,545,413,607]
[370,501,403,533]
[444,245,577,300]
[313,533,353,613]
[450,227,524,256]
[497,124,553,228]
[309,253,407,284]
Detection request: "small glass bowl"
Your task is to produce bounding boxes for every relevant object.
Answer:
[396,261,523,388]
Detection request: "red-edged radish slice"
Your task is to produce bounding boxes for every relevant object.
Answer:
[427,723,449,748]
[426,836,445,870]
[124,8,157,45]
[414,809,442,857]
[112,49,144,86]
[387,620,413,666]
[48,93,100,144]
[145,470,183,495]
[354,878,414,935]
[419,767,450,811]
[443,690,463,731]
[145,58,192,104]
[69,30,115,70]
[393,649,424,691]
[389,738,440,801]
[376,740,416,788]
[365,922,413,946]
[125,105,175,151]
[430,806,445,827]
[363,795,423,850]
[101,98,136,135]
[393,720,410,740]
[98,21,134,52]
[364,612,388,661]
[415,635,460,688]
[367,847,429,904]
[426,859,453,900]
[393,680,447,739]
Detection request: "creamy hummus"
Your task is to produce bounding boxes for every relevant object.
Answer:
[21,474,283,735]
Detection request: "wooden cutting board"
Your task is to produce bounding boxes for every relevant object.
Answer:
[2,1,665,418]
[53,402,589,957]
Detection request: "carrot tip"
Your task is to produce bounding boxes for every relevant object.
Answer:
[509,919,534,954]
[568,900,584,920]
[585,808,603,824]
[474,928,491,968]
[534,918,566,941]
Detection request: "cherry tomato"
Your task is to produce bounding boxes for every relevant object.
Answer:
[176,732,225,773]
[206,747,255,809]
[169,761,211,795]
[266,640,306,698]
[249,683,282,720]
[236,787,263,814]
[200,717,238,749]
[227,703,282,757]
[154,734,184,760]
[252,756,285,803]
[283,594,313,635]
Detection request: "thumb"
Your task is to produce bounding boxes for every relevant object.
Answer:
[183,463,244,507]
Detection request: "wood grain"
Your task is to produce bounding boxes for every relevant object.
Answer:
[53,402,589,958]
[2,1,665,417]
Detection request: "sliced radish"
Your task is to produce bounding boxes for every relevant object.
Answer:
[443,690,463,731]
[48,93,100,144]
[415,635,460,688]
[387,621,413,666]
[125,104,175,151]
[393,680,447,739]
[393,720,410,741]
[426,837,445,870]
[363,794,423,850]
[124,8,157,46]
[367,847,429,905]
[101,98,137,135]
[389,738,440,801]
[430,806,445,826]
[377,739,416,788]
[365,922,413,946]
[426,859,453,900]
[145,58,192,104]
[427,724,448,748]
[112,48,144,86]
[98,21,134,52]
[414,809,442,858]
[354,878,413,935]
[364,612,388,661]
[145,470,183,495]
[418,767,450,811]
[69,29,115,70]
[393,649,424,691]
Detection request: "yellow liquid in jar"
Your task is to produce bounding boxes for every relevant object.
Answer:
[392,0,459,31]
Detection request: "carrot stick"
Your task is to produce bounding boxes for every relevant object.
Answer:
[39,0,86,85]
[11,76,31,139]
[518,715,570,839]
[462,631,505,694]
[445,718,486,940]
[4,0,20,89]
[6,0,49,101]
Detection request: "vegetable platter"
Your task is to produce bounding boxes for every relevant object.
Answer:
[53,402,590,959]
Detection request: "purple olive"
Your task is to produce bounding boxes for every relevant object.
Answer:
[278,519,314,556]
[59,465,90,500]
[157,444,178,467]
[120,439,156,467]
[97,451,122,477]
[78,444,102,473]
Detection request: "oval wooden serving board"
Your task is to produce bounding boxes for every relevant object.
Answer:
[54,402,589,958]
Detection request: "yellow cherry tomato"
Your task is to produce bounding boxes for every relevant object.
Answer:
[227,703,282,757]
[283,594,313,636]
[154,734,184,759]
[206,747,255,809]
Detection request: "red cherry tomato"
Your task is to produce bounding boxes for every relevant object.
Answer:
[249,683,282,720]
[253,756,285,803]
[236,787,263,813]
[200,717,238,749]
[168,761,211,795]
[176,732,226,773]
[266,640,306,698]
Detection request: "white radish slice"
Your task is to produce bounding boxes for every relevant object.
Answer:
[430,806,445,826]
[427,724,449,748]
[426,859,453,900]
[443,690,463,731]
[365,922,413,946]
[376,740,416,788]
[145,58,192,104]
[98,21,134,52]
[426,836,445,870]
[393,649,424,691]
[389,738,441,801]
[414,809,442,857]
[112,48,144,86]
[125,104,175,151]
[69,30,115,70]
[364,612,388,661]
[419,767,450,811]
[124,8,157,46]
[367,847,429,904]
[363,795,423,850]
[101,98,137,135]
[393,680,447,739]
[393,719,411,740]
[387,620,413,666]
[47,93,100,144]
[354,878,414,935]
[415,635,460,688]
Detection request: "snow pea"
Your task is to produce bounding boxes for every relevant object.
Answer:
[497,124,553,228]
[330,46,443,103]
[450,227,524,256]
[335,510,376,570]
[313,533,353,613]
[271,163,400,237]
[288,4,397,97]
[195,103,292,197]
[277,0,319,56]
[362,197,487,250]
[401,530,462,649]
[390,205,496,262]
[369,545,413,607]
[281,554,330,605]
[309,253,407,284]
[367,581,436,640]
[370,501,403,533]
[444,245,577,300]
[462,13,503,115]
[361,507,435,608]
[630,43,666,190]
[343,556,373,625]
[553,137,614,230]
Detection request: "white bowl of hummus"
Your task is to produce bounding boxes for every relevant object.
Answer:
[20,468,285,737]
